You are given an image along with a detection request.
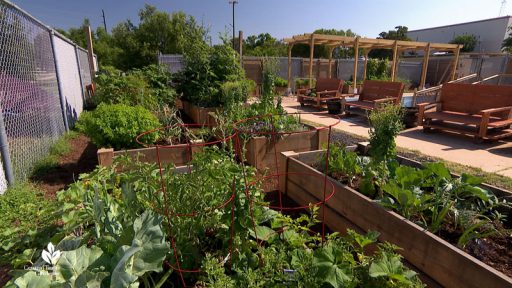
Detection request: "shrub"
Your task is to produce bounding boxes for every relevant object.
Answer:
[93,65,176,110]
[220,79,255,107]
[176,41,248,107]
[77,103,160,149]
[274,76,288,88]
[368,105,404,163]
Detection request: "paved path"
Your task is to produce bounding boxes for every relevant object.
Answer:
[281,97,512,177]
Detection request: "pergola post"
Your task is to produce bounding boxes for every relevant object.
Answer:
[309,34,315,87]
[450,45,461,81]
[362,49,369,81]
[391,40,399,81]
[328,46,335,78]
[352,37,360,91]
[287,44,293,89]
[419,43,431,89]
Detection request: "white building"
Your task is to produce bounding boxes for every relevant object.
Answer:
[407,16,512,53]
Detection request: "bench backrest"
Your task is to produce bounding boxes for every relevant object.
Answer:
[360,80,405,103]
[441,83,512,114]
[315,78,343,92]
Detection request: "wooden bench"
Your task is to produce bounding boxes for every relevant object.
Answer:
[418,83,512,140]
[297,78,343,108]
[344,80,404,113]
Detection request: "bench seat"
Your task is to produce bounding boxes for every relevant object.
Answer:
[424,111,512,128]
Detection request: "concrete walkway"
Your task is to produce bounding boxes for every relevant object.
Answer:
[281,97,512,177]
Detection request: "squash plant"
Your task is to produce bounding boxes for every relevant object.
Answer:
[323,145,511,249]
[6,148,423,287]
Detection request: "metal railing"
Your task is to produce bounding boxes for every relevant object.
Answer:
[412,73,478,106]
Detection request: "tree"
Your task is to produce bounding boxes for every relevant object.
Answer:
[243,33,287,57]
[503,26,512,53]
[291,28,358,59]
[58,5,207,70]
[450,34,477,52]
[369,26,411,59]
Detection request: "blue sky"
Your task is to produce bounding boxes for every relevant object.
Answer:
[10,0,512,40]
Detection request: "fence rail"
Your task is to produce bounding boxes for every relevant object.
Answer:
[0,0,95,193]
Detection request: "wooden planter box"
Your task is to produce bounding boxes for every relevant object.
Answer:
[278,149,512,288]
[241,126,328,171]
[181,100,219,126]
[97,141,203,167]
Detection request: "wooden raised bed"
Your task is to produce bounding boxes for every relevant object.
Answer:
[242,126,328,171]
[278,149,512,288]
[181,100,219,126]
[97,141,203,167]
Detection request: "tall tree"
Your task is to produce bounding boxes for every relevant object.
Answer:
[243,33,286,57]
[291,28,358,58]
[369,26,411,59]
[450,34,477,52]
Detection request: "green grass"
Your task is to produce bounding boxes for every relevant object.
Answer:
[301,119,512,191]
[31,131,79,178]
[0,183,60,265]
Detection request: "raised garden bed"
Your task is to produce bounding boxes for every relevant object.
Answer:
[181,100,219,126]
[97,140,203,167]
[241,125,328,171]
[278,149,512,288]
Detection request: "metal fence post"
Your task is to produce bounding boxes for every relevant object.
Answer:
[74,44,86,106]
[50,31,70,132]
[0,96,15,186]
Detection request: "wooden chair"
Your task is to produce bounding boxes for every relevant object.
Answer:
[418,83,512,141]
[296,78,344,107]
[344,80,405,113]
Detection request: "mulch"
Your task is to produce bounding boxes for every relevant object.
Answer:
[30,134,98,198]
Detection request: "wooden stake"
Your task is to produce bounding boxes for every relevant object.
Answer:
[352,37,360,91]
[84,26,95,81]
[420,43,431,89]
[238,30,243,66]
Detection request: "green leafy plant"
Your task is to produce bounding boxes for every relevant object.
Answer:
[176,41,248,108]
[77,103,160,150]
[93,65,176,111]
[274,76,288,88]
[368,105,404,163]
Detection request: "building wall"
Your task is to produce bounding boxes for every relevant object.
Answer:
[407,16,512,53]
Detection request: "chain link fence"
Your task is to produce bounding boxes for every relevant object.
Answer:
[0,0,94,193]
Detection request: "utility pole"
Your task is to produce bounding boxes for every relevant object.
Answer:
[229,0,238,50]
[102,9,107,32]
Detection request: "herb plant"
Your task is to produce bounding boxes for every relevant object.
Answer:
[77,103,160,150]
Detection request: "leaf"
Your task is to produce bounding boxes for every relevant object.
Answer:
[75,270,110,288]
[13,271,52,288]
[250,226,277,241]
[57,245,104,285]
[110,211,169,288]
[313,244,354,287]
[424,162,451,179]
[369,253,411,282]
[461,173,482,185]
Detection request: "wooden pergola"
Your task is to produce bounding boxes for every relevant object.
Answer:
[283,33,462,90]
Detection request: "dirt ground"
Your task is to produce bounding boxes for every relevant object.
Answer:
[30,134,98,197]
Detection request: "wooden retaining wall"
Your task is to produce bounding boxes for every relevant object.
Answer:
[279,150,512,288]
